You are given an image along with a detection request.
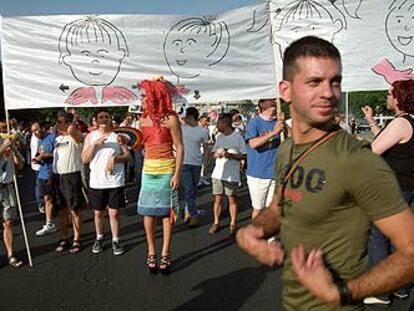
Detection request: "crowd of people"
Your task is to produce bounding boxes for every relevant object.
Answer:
[1,36,414,310]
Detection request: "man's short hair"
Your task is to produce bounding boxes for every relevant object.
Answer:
[283,36,341,81]
[185,107,199,120]
[218,113,233,127]
[57,110,74,124]
[258,98,276,112]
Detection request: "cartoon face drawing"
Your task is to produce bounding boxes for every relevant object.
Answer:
[59,16,128,86]
[164,32,213,79]
[386,0,414,62]
[271,0,345,58]
[163,17,230,82]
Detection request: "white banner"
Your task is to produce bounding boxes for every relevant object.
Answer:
[1,5,277,110]
[2,1,413,110]
[261,0,412,92]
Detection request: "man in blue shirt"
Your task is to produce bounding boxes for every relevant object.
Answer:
[245,99,284,219]
[31,121,58,236]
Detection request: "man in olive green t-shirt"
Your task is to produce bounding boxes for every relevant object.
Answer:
[237,36,414,311]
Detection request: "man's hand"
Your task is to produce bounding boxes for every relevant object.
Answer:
[272,122,285,136]
[236,225,284,267]
[94,136,107,147]
[290,245,340,305]
[214,149,225,158]
[2,138,12,148]
[277,112,285,123]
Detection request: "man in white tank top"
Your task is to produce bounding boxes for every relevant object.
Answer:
[81,108,131,256]
[52,110,85,254]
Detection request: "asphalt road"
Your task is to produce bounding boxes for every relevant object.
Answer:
[0,167,412,311]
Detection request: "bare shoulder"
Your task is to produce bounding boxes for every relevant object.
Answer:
[164,114,180,128]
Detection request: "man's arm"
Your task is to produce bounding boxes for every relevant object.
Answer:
[248,122,284,149]
[11,144,24,170]
[114,144,132,163]
[236,194,284,266]
[81,133,105,164]
[290,208,414,305]
[347,209,414,300]
[67,124,84,144]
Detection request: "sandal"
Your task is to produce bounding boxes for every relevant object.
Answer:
[55,239,69,253]
[160,254,172,275]
[208,223,220,234]
[8,255,23,268]
[69,240,82,254]
[146,254,157,274]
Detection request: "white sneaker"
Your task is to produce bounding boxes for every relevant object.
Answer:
[363,296,390,305]
[36,223,58,236]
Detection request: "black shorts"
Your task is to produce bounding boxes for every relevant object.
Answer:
[54,172,85,211]
[89,187,125,210]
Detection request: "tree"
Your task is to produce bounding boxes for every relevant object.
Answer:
[347,90,389,119]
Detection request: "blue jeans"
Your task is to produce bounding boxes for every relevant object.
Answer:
[181,165,201,217]
[135,149,144,194]
[34,171,44,209]
[368,191,414,297]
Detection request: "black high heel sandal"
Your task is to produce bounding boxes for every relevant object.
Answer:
[146,254,157,274]
[160,254,171,275]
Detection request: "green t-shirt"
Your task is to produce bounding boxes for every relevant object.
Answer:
[274,131,407,311]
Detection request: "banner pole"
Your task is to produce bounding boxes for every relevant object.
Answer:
[5,110,33,267]
[267,3,286,143]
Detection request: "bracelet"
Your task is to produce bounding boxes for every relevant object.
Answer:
[336,279,353,306]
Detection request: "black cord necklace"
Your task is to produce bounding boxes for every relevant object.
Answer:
[279,126,341,217]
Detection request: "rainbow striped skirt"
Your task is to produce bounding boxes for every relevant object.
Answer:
[137,158,178,216]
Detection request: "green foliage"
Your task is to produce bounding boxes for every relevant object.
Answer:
[9,106,129,126]
[347,90,389,118]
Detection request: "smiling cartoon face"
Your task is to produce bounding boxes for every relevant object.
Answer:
[163,31,213,79]
[62,40,126,86]
[386,2,414,60]
[274,13,343,57]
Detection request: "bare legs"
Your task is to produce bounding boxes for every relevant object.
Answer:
[143,216,172,256]
[94,208,119,238]
[212,195,238,226]
[3,220,13,257]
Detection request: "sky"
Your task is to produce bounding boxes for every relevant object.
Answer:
[0,0,258,16]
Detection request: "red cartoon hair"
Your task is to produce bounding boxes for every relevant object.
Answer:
[139,79,177,127]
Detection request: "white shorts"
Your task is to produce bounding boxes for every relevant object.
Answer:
[247,176,275,210]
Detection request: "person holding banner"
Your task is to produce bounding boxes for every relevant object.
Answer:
[81,108,131,256]
[236,36,414,310]
[0,122,25,268]
[245,99,284,219]
[137,79,183,275]
[52,110,85,254]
